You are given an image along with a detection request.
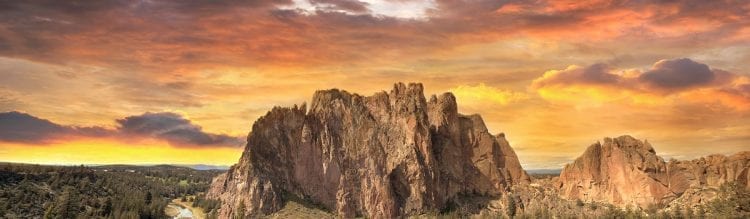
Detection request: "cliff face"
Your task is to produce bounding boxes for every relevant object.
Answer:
[664,152,750,207]
[558,135,750,208]
[557,136,672,207]
[206,83,529,218]
[668,152,750,192]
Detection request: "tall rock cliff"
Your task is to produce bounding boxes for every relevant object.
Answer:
[207,83,530,218]
[558,135,750,208]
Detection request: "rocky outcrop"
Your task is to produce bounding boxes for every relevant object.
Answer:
[557,136,672,207]
[664,151,750,208]
[557,135,750,208]
[207,83,529,218]
[667,152,750,194]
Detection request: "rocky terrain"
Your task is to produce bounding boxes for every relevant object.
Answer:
[206,83,749,218]
[557,135,750,210]
[207,83,529,218]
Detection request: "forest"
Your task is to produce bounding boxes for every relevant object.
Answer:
[0,163,223,219]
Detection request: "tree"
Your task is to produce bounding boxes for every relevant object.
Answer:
[101,197,113,216]
[696,204,705,218]
[672,204,683,219]
[658,210,670,219]
[506,194,517,218]
[145,191,152,205]
[708,182,750,217]
[645,203,659,216]
[0,202,6,217]
[685,205,694,219]
[45,187,80,219]
[576,199,584,207]
[624,205,640,219]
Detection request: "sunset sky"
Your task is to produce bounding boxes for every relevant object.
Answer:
[0,0,748,169]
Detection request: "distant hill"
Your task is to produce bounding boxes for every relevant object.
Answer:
[0,162,229,171]
[526,169,562,175]
[177,164,230,170]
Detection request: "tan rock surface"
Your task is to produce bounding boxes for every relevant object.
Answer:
[558,135,750,208]
[206,83,529,218]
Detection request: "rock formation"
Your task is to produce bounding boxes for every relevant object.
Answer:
[664,151,750,208]
[207,83,530,218]
[558,135,750,208]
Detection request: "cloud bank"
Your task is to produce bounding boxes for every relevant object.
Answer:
[531,58,750,110]
[0,111,244,147]
[0,0,749,168]
[0,0,747,70]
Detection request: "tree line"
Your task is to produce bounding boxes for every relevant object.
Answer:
[0,163,222,219]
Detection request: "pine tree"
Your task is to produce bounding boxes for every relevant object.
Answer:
[101,197,113,216]
[46,187,80,219]
[506,194,517,218]
[145,191,152,205]
[0,201,6,218]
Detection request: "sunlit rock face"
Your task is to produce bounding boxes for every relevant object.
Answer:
[558,135,750,208]
[664,151,750,207]
[207,82,529,218]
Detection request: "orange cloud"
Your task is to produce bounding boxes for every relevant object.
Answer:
[531,58,750,110]
[680,84,750,111]
[1,0,747,72]
[1,1,749,168]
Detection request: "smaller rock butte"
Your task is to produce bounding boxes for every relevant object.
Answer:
[558,135,750,208]
[207,82,530,218]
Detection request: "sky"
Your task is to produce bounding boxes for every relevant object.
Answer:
[0,0,748,169]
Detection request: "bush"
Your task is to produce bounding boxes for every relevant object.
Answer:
[576,199,584,207]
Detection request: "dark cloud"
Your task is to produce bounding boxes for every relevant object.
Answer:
[430,0,507,18]
[0,111,73,143]
[310,0,370,13]
[0,0,746,70]
[639,58,715,90]
[116,112,243,147]
[156,0,294,12]
[0,111,243,147]
[531,58,748,99]
[579,63,620,84]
